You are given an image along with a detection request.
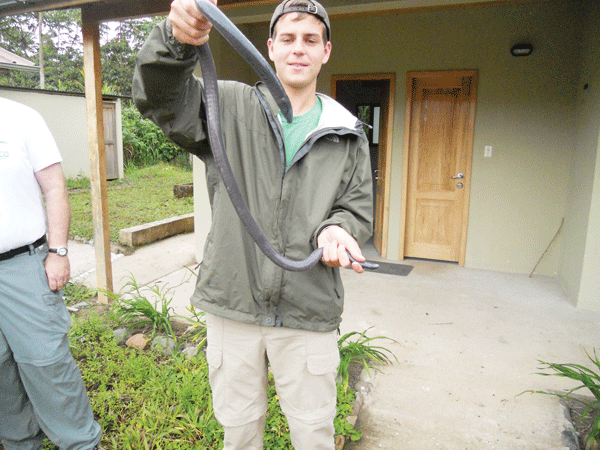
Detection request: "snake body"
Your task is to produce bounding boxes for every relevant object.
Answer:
[194,0,378,272]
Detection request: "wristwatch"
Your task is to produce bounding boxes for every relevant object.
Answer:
[49,246,68,257]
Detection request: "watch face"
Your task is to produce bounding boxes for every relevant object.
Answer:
[54,247,68,257]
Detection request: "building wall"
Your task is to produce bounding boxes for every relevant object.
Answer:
[0,88,123,180]
[560,0,600,311]
[215,0,580,277]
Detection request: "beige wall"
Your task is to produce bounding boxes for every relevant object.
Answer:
[0,89,123,180]
[197,0,596,300]
[559,0,600,311]
[231,0,578,277]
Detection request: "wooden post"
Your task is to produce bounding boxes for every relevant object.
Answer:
[81,8,113,303]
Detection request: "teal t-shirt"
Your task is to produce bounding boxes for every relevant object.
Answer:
[279,97,322,168]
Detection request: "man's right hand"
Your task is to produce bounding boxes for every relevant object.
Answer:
[168,0,216,46]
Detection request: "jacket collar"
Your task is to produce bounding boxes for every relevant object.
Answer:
[254,82,363,134]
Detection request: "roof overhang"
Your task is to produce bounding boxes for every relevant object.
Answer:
[0,62,40,72]
[0,46,39,73]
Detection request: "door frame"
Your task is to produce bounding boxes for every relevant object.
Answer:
[331,73,396,258]
[399,70,478,265]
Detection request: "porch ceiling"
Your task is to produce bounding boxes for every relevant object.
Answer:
[0,0,540,21]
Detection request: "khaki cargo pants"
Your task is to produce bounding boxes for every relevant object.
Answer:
[206,313,340,450]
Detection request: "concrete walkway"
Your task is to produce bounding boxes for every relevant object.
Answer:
[70,233,600,450]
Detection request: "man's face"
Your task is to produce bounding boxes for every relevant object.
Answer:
[267,13,331,93]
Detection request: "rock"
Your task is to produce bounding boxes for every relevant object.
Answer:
[347,415,358,427]
[355,380,372,396]
[113,328,128,344]
[181,345,199,360]
[335,435,345,450]
[152,336,177,355]
[126,333,149,350]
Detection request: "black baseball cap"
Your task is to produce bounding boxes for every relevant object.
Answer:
[270,0,331,41]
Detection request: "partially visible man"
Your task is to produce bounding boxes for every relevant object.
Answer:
[0,97,101,450]
[133,0,373,448]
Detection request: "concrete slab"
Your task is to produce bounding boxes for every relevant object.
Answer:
[340,260,599,450]
[70,233,197,295]
[66,234,600,449]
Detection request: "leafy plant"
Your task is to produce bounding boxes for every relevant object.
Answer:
[60,312,224,450]
[107,275,180,341]
[337,327,398,393]
[63,281,96,307]
[179,305,208,350]
[121,103,184,168]
[526,349,600,449]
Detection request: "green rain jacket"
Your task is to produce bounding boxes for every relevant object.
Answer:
[133,20,373,332]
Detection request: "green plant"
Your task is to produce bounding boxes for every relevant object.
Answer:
[337,327,398,393]
[59,312,224,450]
[179,305,208,349]
[526,349,600,449]
[63,281,96,306]
[121,103,183,167]
[107,275,179,341]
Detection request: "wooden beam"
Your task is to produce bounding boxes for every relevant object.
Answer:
[81,0,171,22]
[81,7,113,303]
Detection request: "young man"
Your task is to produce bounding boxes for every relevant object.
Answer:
[133,1,373,448]
[0,97,101,450]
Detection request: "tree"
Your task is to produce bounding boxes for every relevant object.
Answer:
[100,16,163,96]
[0,10,162,95]
[0,13,39,88]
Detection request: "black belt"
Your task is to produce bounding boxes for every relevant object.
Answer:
[0,236,47,262]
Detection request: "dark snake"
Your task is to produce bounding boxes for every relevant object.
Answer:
[194,0,378,272]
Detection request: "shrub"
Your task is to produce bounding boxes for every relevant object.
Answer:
[121,102,184,168]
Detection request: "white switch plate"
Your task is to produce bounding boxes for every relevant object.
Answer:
[484,146,493,157]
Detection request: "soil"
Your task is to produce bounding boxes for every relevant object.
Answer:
[565,396,599,449]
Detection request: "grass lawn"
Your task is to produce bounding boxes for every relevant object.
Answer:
[67,163,194,244]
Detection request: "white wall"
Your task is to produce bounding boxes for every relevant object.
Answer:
[0,88,123,180]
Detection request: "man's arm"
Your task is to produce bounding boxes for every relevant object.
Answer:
[132,0,220,155]
[316,139,374,274]
[35,163,70,291]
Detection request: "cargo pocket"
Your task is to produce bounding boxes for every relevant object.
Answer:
[206,345,223,370]
[306,331,340,376]
[206,313,224,370]
[42,291,71,333]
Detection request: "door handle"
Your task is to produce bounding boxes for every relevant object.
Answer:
[452,173,464,179]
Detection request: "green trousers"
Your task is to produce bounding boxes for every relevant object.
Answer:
[0,245,101,450]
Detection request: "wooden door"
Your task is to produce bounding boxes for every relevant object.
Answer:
[402,70,477,264]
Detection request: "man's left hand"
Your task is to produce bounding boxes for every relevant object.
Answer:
[318,225,366,274]
[45,253,70,291]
